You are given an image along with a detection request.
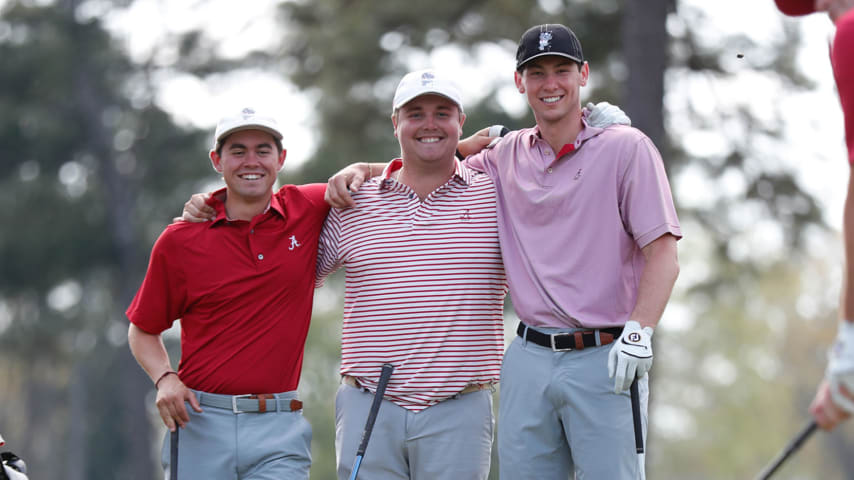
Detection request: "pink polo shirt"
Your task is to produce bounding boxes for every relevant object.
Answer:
[467,120,681,329]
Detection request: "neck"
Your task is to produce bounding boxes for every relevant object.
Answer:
[223,191,272,221]
[536,109,584,154]
[397,156,456,201]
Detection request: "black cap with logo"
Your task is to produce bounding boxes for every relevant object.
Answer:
[515,24,584,70]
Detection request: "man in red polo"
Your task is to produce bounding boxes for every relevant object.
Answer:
[774,0,854,431]
[126,108,329,479]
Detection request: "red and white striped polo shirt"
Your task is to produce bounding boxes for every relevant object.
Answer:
[316,158,507,412]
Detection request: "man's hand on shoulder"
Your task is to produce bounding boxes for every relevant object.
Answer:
[325,163,373,209]
[585,101,631,128]
[173,192,215,223]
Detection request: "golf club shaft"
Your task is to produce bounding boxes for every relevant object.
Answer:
[170,429,178,480]
[755,420,818,480]
[349,363,394,480]
[630,378,644,454]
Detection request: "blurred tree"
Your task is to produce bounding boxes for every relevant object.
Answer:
[0,1,210,478]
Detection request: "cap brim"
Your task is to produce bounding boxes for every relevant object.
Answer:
[517,51,583,69]
[393,92,463,112]
[774,0,816,15]
[216,125,283,147]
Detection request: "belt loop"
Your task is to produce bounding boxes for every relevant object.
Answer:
[522,323,529,343]
[275,393,281,413]
[594,330,601,347]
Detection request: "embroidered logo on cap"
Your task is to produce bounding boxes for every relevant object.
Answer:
[241,107,256,119]
[538,31,552,51]
[420,71,435,86]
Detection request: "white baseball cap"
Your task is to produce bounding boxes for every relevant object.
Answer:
[392,69,464,114]
[212,107,283,150]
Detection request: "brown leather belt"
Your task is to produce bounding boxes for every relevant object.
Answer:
[196,391,303,413]
[342,375,490,395]
[517,322,623,352]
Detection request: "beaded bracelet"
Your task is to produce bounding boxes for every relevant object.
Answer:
[155,370,178,390]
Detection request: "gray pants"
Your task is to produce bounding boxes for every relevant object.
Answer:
[498,335,648,479]
[335,383,494,479]
[161,390,312,479]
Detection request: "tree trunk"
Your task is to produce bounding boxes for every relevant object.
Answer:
[621,0,671,156]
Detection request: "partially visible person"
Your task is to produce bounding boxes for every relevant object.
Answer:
[0,434,28,480]
[317,68,507,480]
[326,24,680,479]
[774,0,854,431]
[127,108,329,479]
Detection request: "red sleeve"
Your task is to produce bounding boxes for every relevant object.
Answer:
[125,227,188,334]
[832,10,854,164]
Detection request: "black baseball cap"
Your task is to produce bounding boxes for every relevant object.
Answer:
[516,24,584,70]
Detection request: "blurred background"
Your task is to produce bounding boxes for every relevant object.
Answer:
[1,0,852,478]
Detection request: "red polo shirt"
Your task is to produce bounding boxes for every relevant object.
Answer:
[127,184,330,394]
[833,9,854,164]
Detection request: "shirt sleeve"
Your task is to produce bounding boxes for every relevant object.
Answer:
[315,209,344,287]
[126,228,188,334]
[618,135,682,249]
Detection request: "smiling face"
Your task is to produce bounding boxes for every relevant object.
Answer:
[209,129,286,206]
[515,56,588,126]
[392,94,465,169]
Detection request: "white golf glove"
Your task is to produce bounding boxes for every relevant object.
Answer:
[585,101,631,128]
[608,321,654,393]
[826,321,854,414]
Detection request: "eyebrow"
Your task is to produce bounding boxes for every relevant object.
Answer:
[227,142,274,150]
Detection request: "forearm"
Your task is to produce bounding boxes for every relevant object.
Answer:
[128,323,174,384]
[365,162,387,177]
[841,169,854,321]
[629,234,679,330]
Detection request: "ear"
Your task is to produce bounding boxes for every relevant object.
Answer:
[277,149,287,171]
[209,150,223,173]
[458,112,466,138]
[391,112,400,138]
[514,71,524,93]
[579,62,589,87]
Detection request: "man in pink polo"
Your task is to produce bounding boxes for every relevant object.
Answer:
[327,24,680,479]
[773,0,854,432]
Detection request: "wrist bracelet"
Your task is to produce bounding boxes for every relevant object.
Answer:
[155,370,178,390]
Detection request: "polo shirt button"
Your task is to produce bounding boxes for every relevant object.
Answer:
[409,194,414,199]
[257,253,264,260]
[250,229,254,234]
[547,167,553,174]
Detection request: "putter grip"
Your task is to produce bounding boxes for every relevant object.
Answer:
[630,379,643,454]
[355,363,394,457]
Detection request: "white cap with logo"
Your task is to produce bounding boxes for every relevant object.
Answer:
[392,69,464,114]
[212,108,284,151]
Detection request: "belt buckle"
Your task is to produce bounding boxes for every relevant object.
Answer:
[232,394,253,414]
[550,332,575,352]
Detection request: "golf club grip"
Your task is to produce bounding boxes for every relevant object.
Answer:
[755,420,818,480]
[170,429,178,480]
[355,363,395,457]
[630,378,644,454]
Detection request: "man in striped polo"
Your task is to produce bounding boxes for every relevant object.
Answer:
[316,69,507,479]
